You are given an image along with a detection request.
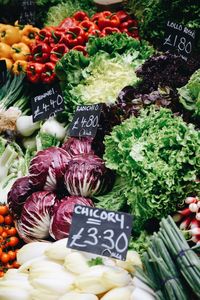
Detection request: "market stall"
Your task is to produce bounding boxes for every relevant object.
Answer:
[0,0,199,299]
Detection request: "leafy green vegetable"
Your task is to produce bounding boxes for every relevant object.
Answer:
[71,51,139,106]
[178,69,200,116]
[94,176,128,212]
[87,33,154,57]
[0,137,6,156]
[45,0,96,26]
[104,107,200,232]
[129,231,150,254]
[88,257,103,267]
[36,132,60,151]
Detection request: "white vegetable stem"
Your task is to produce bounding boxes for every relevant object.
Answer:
[0,145,17,181]
[16,115,40,137]
[41,118,66,141]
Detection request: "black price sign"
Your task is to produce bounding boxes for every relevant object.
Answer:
[31,84,65,122]
[19,0,35,25]
[163,21,196,60]
[0,60,7,86]
[69,104,102,137]
[67,205,133,261]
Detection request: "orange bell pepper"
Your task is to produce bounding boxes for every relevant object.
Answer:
[11,42,30,61]
[21,25,40,46]
[0,42,12,58]
[12,60,27,75]
[0,25,21,45]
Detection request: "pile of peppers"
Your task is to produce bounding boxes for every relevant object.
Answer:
[0,22,39,75]
[27,10,139,85]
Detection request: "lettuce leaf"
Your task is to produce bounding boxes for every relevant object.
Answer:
[104,107,200,232]
[178,69,200,116]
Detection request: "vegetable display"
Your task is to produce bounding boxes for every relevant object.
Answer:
[136,216,200,299]
[0,237,149,299]
[104,107,200,232]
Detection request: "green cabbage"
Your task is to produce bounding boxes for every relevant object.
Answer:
[104,107,200,232]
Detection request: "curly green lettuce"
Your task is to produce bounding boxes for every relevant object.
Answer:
[104,107,200,232]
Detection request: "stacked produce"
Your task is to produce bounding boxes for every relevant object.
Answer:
[174,196,200,244]
[136,216,200,299]
[0,204,22,277]
[0,0,200,297]
[0,23,39,73]
[8,139,114,243]
[0,237,155,300]
[27,10,139,84]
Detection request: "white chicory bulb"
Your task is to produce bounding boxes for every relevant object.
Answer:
[75,265,131,295]
[115,250,143,274]
[31,289,59,300]
[16,115,40,137]
[101,285,134,300]
[45,238,72,261]
[41,118,66,141]
[103,266,132,288]
[58,292,98,300]
[74,265,113,294]
[18,255,53,273]
[64,252,90,274]
[131,287,156,300]
[17,241,51,265]
[133,277,156,296]
[0,275,33,300]
[29,260,75,295]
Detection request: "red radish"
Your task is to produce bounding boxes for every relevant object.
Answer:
[178,208,191,217]
[189,203,198,212]
[190,219,200,229]
[185,197,197,204]
[179,217,191,230]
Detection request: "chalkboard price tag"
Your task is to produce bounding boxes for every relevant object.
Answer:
[163,21,196,60]
[0,60,7,86]
[69,104,102,137]
[31,84,65,122]
[19,0,36,25]
[67,205,133,261]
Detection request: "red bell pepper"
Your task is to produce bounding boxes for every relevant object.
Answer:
[79,20,99,41]
[35,27,55,44]
[58,17,77,30]
[87,28,101,39]
[120,19,139,37]
[26,62,44,83]
[49,30,65,47]
[91,12,102,23]
[50,44,69,63]
[101,27,120,36]
[41,62,56,85]
[116,10,131,23]
[73,11,89,23]
[72,45,87,56]
[32,42,51,63]
[64,26,85,48]
[97,11,120,30]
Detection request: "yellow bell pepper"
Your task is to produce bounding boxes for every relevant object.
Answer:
[12,60,27,75]
[0,25,21,45]
[11,42,30,61]
[21,25,40,46]
[0,42,12,58]
[0,58,13,70]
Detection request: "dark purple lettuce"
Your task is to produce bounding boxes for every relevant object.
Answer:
[28,147,71,192]
[64,154,114,197]
[7,176,33,219]
[49,196,94,240]
[16,191,58,243]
